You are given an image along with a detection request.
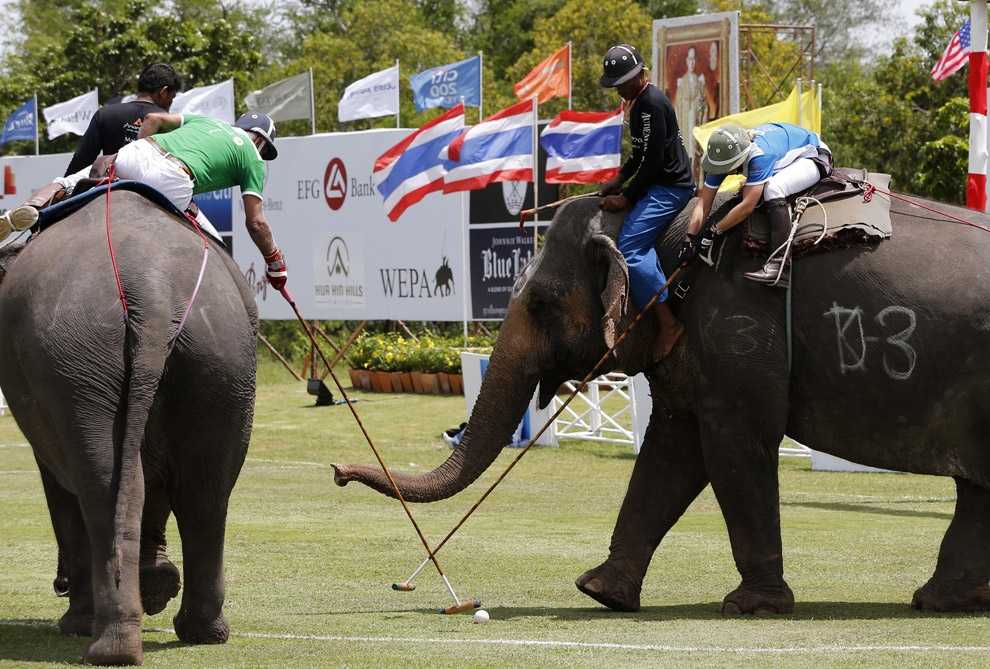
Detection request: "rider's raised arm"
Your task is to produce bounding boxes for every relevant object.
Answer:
[137,113,183,139]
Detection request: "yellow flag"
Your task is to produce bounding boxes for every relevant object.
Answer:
[692,84,821,191]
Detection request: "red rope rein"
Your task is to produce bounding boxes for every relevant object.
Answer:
[104,165,128,316]
[860,179,990,234]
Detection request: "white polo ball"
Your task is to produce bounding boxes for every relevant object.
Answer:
[473,608,490,624]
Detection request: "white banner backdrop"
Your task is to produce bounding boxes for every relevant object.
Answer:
[0,152,73,212]
[232,128,468,321]
[43,89,98,140]
[172,79,235,123]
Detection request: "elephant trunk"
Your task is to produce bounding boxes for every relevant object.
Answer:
[332,319,540,503]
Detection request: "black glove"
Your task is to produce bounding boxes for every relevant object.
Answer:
[697,225,721,267]
[677,234,698,264]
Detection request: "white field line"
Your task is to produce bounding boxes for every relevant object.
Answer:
[4,620,989,655]
[244,457,326,468]
[0,443,29,448]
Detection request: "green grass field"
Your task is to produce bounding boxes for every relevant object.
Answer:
[1,358,987,667]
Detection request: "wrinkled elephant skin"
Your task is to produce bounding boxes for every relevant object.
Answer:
[0,192,258,664]
[336,189,990,617]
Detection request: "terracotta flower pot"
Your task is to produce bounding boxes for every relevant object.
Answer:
[420,372,439,395]
[437,372,452,395]
[371,371,391,393]
[360,370,373,391]
[400,372,414,393]
[409,371,423,393]
[449,373,463,395]
[349,368,371,391]
[348,368,360,389]
[389,371,405,393]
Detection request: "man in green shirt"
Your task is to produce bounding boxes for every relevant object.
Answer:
[6,111,287,290]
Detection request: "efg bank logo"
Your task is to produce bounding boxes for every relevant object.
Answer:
[324,158,347,210]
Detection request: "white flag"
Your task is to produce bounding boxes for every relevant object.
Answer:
[172,79,235,124]
[43,89,98,140]
[245,71,313,123]
[338,65,399,122]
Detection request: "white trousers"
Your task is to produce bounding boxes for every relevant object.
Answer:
[56,139,221,241]
[763,157,823,201]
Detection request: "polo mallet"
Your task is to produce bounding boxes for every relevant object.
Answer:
[518,192,601,229]
[277,285,479,614]
[391,264,687,591]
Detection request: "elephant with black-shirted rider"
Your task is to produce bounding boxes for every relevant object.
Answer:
[334,191,990,615]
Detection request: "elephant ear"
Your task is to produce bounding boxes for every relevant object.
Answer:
[591,233,629,352]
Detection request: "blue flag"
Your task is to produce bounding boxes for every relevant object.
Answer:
[410,56,481,112]
[1,97,37,145]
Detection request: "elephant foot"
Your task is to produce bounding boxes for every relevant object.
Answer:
[173,608,229,645]
[575,561,641,612]
[58,609,93,637]
[140,557,181,615]
[912,578,990,612]
[84,621,143,666]
[721,582,795,616]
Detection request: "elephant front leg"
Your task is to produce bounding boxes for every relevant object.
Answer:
[700,413,794,616]
[577,413,708,611]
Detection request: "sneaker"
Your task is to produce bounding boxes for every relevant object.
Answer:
[442,422,467,449]
[8,205,39,232]
[0,213,12,242]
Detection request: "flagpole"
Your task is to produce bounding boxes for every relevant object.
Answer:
[968,0,989,211]
[33,92,38,155]
[567,42,573,110]
[532,95,539,255]
[478,51,484,122]
[395,59,401,129]
[309,68,317,135]
[796,77,803,128]
[460,190,470,346]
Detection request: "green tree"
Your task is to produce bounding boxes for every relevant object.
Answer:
[286,0,465,133]
[637,0,698,17]
[770,0,898,63]
[505,0,653,118]
[821,0,969,203]
[0,0,264,155]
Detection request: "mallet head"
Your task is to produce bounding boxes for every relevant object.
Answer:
[391,582,416,592]
[440,597,481,615]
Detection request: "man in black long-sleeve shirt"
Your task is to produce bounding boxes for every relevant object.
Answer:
[0,64,182,236]
[598,44,695,360]
[64,63,182,175]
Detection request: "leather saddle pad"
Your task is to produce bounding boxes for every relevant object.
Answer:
[746,169,892,256]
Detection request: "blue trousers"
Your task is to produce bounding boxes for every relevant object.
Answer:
[618,184,695,310]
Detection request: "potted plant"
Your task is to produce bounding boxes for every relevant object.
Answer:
[346,335,374,391]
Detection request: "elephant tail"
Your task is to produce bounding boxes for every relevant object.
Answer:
[111,332,168,588]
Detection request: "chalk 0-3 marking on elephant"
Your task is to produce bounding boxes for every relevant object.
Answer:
[701,309,767,356]
[823,302,918,380]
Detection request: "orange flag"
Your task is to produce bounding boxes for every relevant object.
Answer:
[513,43,570,104]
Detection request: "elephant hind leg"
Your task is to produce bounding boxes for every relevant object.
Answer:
[139,475,180,616]
[913,477,990,612]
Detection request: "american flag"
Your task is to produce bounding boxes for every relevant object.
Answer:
[932,19,971,81]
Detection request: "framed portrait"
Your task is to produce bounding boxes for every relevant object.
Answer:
[653,12,740,176]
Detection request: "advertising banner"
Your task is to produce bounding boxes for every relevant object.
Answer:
[231,128,467,321]
[43,89,99,140]
[0,152,73,211]
[410,56,482,111]
[469,225,546,320]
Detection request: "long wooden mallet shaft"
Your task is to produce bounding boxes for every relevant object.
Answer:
[392,264,686,588]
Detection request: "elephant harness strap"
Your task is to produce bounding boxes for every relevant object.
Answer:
[101,165,211,354]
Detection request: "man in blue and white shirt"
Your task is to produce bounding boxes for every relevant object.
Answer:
[683,122,832,286]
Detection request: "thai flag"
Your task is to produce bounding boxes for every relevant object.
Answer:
[540,108,622,184]
[441,99,533,193]
[374,103,465,222]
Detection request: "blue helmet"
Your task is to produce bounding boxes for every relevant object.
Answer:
[235,112,277,160]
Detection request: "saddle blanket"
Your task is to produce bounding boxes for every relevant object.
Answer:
[36,180,223,243]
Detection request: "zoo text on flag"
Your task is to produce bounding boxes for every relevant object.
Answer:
[410,55,481,112]
[932,19,971,81]
[1,97,37,145]
[513,43,570,104]
[441,99,533,192]
[373,103,465,221]
[338,65,399,122]
[540,108,622,184]
[171,79,235,123]
[43,89,98,140]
